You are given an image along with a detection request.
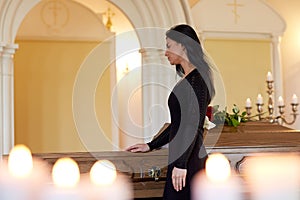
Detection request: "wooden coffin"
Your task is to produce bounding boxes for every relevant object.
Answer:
[33,150,168,199]
[205,121,300,173]
[32,121,300,199]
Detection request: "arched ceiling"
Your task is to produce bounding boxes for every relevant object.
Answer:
[73,0,133,33]
[189,0,200,7]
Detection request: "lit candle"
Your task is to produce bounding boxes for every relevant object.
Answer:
[278,96,284,106]
[90,160,117,186]
[0,144,47,200]
[87,160,133,200]
[8,144,33,179]
[42,157,84,200]
[246,98,252,108]
[244,153,300,200]
[192,153,243,200]
[292,94,298,104]
[257,94,263,104]
[267,71,273,81]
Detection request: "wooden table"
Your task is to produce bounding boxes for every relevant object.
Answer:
[32,121,300,198]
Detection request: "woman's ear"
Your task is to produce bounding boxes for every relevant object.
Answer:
[181,45,187,55]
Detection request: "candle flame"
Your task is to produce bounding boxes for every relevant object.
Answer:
[245,154,300,190]
[52,157,80,188]
[90,160,117,186]
[8,144,33,178]
[267,71,273,81]
[292,94,298,104]
[205,153,231,183]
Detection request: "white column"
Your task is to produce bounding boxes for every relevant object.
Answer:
[0,43,4,159]
[0,43,18,154]
[271,35,284,110]
[140,48,177,142]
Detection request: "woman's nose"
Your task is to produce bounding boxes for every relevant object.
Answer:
[165,50,168,56]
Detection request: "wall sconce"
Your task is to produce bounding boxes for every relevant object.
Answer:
[103,7,114,31]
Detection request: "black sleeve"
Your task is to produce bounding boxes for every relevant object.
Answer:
[147,124,171,150]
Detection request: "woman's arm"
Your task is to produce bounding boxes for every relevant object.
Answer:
[147,123,171,150]
[125,123,171,152]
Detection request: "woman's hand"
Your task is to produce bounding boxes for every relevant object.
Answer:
[125,143,150,153]
[172,167,187,192]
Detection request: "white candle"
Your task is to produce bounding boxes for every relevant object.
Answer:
[8,144,33,179]
[87,160,133,200]
[90,160,117,186]
[0,144,47,200]
[292,94,298,104]
[246,98,252,108]
[244,153,300,200]
[278,96,284,106]
[42,157,84,200]
[267,71,273,81]
[192,154,243,200]
[257,94,263,104]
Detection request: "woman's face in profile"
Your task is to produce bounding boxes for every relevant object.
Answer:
[165,37,185,65]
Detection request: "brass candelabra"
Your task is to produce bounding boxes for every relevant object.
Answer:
[245,72,298,125]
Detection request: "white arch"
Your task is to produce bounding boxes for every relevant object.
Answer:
[0,0,190,153]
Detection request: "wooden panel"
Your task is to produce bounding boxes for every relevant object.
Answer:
[33,150,168,198]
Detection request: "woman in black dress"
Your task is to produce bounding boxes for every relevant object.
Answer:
[126,24,215,200]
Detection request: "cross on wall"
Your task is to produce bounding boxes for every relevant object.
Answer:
[226,0,244,24]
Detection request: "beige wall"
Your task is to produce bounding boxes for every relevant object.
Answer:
[265,0,300,130]
[204,39,271,111]
[14,40,113,153]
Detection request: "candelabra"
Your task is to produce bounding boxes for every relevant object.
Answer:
[245,72,299,125]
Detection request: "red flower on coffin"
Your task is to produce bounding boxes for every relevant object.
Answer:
[206,106,213,121]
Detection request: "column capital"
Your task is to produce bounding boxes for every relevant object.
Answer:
[1,43,18,76]
[139,47,165,54]
[271,34,282,44]
[139,47,167,64]
[3,43,19,55]
[0,42,6,52]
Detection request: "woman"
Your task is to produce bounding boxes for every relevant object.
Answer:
[126,24,215,200]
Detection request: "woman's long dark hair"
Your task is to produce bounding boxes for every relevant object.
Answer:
[166,24,215,100]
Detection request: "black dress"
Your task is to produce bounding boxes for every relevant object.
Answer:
[147,69,211,200]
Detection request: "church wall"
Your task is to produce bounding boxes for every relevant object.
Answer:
[14,40,99,153]
[204,39,271,111]
[14,39,115,153]
[13,0,115,153]
[266,0,300,130]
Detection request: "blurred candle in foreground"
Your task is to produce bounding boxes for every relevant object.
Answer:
[0,144,46,200]
[192,153,243,200]
[87,160,133,200]
[8,144,33,178]
[42,157,84,200]
[90,160,117,186]
[52,157,80,188]
[244,153,300,200]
